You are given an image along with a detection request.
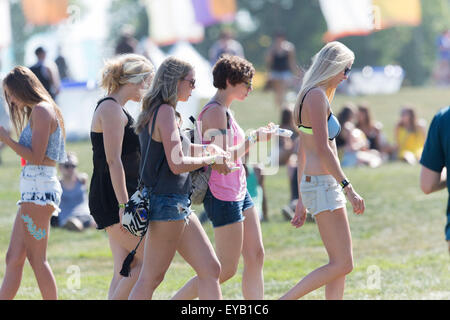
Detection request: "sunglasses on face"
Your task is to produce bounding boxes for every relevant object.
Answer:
[344,67,351,76]
[182,78,196,89]
[63,164,76,169]
[243,80,253,90]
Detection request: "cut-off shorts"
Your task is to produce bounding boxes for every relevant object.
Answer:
[300,174,346,217]
[203,188,254,228]
[18,165,62,213]
[143,187,192,224]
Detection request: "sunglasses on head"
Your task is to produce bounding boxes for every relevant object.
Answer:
[344,67,351,76]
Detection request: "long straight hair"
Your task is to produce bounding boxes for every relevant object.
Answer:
[134,56,193,134]
[294,41,355,126]
[2,66,66,138]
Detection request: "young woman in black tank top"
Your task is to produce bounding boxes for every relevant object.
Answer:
[88,54,154,300]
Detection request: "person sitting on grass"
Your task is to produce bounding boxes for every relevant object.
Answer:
[52,151,96,231]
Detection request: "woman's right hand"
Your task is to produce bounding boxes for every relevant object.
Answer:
[344,185,365,215]
[212,154,232,175]
[291,200,307,228]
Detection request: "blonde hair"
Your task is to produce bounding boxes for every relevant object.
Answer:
[101,54,154,94]
[135,56,193,134]
[294,41,354,126]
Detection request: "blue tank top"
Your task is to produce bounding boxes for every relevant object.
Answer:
[18,119,66,163]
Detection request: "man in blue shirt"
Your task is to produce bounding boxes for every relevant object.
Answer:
[420,106,450,253]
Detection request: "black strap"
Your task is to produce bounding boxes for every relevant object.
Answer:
[94,97,117,111]
[298,87,316,125]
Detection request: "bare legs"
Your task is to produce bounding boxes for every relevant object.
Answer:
[280,208,354,300]
[172,206,265,300]
[0,203,57,300]
[129,214,221,300]
[106,223,144,300]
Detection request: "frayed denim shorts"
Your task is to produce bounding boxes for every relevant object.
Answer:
[143,187,192,224]
[300,174,346,217]
[18,165,62,212]
[203,188,254,228]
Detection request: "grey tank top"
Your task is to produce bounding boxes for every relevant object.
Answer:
[139,106,192,195]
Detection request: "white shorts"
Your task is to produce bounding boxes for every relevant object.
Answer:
[17,165,62,213]
[300,174,346,217]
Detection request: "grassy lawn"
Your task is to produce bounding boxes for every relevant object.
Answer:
[0,87,449,300]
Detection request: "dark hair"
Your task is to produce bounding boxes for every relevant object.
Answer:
[337,103,356,124]
[35,47,45,56]
[212,55,255,90]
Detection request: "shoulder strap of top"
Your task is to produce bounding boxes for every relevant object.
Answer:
[198,100,230,129]
[94,97,118,111]
[298,87,317,125]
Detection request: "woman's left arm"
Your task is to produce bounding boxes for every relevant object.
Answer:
[0,105,51,164]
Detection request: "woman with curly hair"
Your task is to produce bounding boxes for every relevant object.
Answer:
[173,55,273,300]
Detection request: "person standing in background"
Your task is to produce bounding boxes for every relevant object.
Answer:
[209,29,245,65]
[29,47,61,100]
[265,31,302,110]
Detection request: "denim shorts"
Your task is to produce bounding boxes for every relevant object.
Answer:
[300,174,346,217]
[203,188,254,228]
[143,188,192,223]
[270,70,293,81]
[17,165,62,212]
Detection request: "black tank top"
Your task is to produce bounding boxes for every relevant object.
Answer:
[30,64,53,97]
[89,97,141,219]
[271,50,290,72]
[139,106,191,195]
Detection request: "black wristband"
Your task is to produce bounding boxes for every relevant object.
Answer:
[340,179,350,189]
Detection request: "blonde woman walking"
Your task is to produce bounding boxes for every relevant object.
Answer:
[89,54,154,299]
[281,42,365,300]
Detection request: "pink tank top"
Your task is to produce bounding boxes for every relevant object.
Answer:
[198,102,247,201]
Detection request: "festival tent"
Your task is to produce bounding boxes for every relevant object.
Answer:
[0,0,11,49]
[23,0,112,141]
[145,0,205,46]
[144,0,237,46]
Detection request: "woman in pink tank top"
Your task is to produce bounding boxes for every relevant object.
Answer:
[173,55,274,300]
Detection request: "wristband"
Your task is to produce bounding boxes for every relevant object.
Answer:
[202,144,208,156]
[247,131,257,144]
[340,179,350,189]
[118,203,127,209]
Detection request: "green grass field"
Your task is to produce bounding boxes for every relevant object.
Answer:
[0,87,449,300]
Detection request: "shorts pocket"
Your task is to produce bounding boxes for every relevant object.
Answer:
[325,185,346,205]
[300,190,316,213]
